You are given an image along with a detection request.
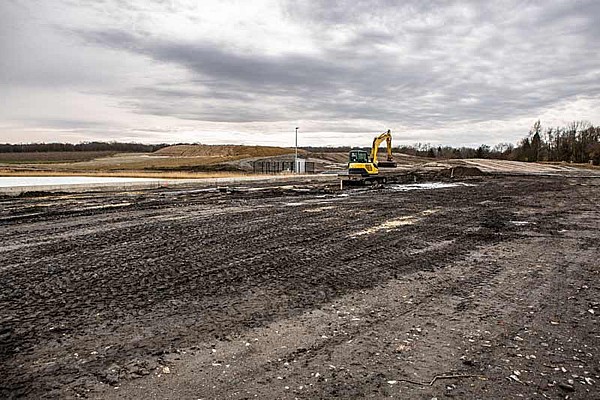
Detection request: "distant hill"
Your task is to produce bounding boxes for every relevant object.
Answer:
[154,144,294,158]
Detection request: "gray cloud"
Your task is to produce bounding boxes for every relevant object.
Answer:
[1,0,599,145]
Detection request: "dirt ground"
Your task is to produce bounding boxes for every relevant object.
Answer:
[1,145,586,178]
[0,172,599,399]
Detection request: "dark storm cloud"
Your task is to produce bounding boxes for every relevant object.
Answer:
[69,0,600,132]
[78,29,345,90]
[76,28,444,124]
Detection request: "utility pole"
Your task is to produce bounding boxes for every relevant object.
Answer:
[295,127,299,173]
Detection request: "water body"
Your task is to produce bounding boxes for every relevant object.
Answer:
[0,176,164,188]
[388,182,476,191]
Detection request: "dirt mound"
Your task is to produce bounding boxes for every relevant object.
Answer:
[307,152,348,163]
[442,165,487,177]
[154,145,293,158]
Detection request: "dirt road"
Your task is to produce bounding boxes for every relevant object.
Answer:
[0,174,598,398]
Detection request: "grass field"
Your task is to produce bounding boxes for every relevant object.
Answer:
[0,146,298,175]
[0,150,253,177]
[0,151,118,164]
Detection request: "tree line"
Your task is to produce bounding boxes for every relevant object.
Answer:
[0,142,169,153]
[399,120,600,165]
[516,120,600,164]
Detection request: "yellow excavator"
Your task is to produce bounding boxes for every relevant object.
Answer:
[345,130,397,184]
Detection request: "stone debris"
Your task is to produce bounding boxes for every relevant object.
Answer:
[508,374,523,384]
[558,382,575,392]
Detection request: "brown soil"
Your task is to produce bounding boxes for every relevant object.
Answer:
[154,144,296,158]
[0,174,598,399]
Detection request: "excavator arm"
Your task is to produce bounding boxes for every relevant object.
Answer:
[369,130,396,167]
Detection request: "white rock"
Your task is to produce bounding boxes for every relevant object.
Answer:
[509,375,522,383]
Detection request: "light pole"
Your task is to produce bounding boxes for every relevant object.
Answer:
[295,127,299,173]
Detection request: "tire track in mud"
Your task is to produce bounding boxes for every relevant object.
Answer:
[110,235,553,400]
[2,192,486,395]
[0,177,570,398]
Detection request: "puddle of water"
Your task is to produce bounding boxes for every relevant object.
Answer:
[388,182,475,191]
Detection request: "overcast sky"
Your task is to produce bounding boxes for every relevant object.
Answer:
[1,0,599,147]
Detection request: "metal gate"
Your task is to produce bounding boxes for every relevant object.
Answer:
[252,160,315,174]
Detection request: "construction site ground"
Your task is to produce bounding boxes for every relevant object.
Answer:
[1,168,599,399]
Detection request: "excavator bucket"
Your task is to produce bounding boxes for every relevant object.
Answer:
[377,161,397,168]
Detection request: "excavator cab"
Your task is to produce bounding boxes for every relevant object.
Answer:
[349,149,369,164]
[348,149,378,177]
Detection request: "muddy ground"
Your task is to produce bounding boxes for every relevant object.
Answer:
[0,173,598,399]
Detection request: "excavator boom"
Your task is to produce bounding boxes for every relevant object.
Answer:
[370,130,397,168]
